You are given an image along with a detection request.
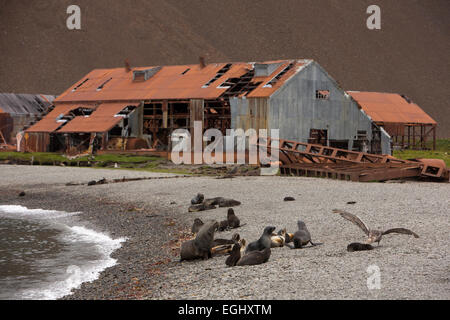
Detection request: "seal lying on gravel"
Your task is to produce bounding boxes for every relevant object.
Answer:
[218,208,242,231]
[287,221,319,249]
[226,242,271,267]
[271,228,286,247]
[237,248,271,266]
[204,197,241,207]
[246,226,276,253]
[332,209,420,245]
[191,193,205,205]
[347,242,374,252]
[180,220,219,261]
[188,203,217,212]
[191,218,204,234]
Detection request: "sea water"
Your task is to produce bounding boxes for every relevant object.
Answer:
[0,205,126,300]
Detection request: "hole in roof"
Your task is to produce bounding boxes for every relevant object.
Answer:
[96,78,112,91]
[202,64,232,88]
[72,78,89,92]
[263,63,294,88]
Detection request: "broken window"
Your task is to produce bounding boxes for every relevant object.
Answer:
[96,78,112,91]
[115,106,136,117]
[315,90,330,100]
[72,78,89,92]
[263,63,294,88]
[308,129,328,146]
[202,64,232,88]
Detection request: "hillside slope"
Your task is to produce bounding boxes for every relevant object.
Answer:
[0,0,449,136]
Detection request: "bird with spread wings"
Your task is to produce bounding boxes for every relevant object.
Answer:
[332,209,419,245]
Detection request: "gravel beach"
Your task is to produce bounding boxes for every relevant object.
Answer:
[0,165,448,300]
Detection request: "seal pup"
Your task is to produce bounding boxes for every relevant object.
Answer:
[227,208,241,229]
[347,242,374,252]
[191,193,205,205]
[236,248,271,266]
[271,228,286,247]
[191,218,204,234]
[225,243,241,267]
[288,221,318,249]
[283,197,295,201]
[245,226,276,253]
[217,219,229,231]
[180,220,218,261]
[332,209,420,245]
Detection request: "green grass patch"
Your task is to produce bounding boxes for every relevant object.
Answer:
[393,139,450,167]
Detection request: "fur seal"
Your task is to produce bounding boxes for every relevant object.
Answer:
[211,234,240,256]
[271,228,286,247]
[246,226,276,253]
[204,197,241,207]
[212,233,240,247]
[180,220,218,261]
[191,193,205,205]
[290,221,318,248]
[332,209,420,245]
[18,191,26,197]
[347,242,374,252]
[236,248,271,266]
[225,243,242,267]
[191,218,204,234]
[188,203,216,212]
[218,219,229,231]
[227,208,240,228]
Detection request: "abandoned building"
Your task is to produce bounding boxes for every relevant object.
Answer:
[348,91,437,150]
[24,59,403,155]
[0,93,55,150]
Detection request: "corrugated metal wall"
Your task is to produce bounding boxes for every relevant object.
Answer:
[230,61,391,154]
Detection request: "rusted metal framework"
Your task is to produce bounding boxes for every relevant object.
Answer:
[258,137,449,182]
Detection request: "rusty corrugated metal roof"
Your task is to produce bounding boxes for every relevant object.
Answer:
[26,104,96,133]
[57,103,137,133]
[348,91,437,125]
[55,60,311,103]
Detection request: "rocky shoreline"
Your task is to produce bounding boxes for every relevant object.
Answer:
[0,165,449,300]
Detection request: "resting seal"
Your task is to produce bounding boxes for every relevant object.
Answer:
[347,242,374,252]
[246,226,276,253]
[191,193,205,205]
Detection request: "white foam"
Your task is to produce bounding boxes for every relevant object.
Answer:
[0,205,127,300]
[0,205,79,220]
[22,227,126,300]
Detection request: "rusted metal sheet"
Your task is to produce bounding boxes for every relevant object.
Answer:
[57,103,137,133]
[26,104,95,133]
[23,132,50,152]
[259,137,449,181]
[54,60,310,103]
[348,91,436,125]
